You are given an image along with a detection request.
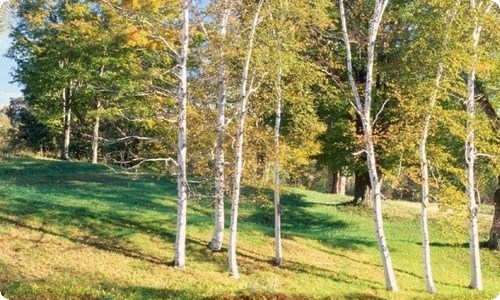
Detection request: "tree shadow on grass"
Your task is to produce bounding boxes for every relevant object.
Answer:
[0,158,178,209]
[242,190,347,228]
[240,189,367,251]
[0,215,174,265]
[0,158,212,266]
[427,242,469,248]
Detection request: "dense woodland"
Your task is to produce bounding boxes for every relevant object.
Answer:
[0,0,499,295]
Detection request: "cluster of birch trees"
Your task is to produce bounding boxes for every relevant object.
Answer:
[2,0,499,293]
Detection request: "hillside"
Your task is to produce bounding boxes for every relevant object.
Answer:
[0,157,498,300]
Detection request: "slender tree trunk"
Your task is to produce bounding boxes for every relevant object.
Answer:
[228,0,264,279]
[269,0,285,265]
[331,171,339,194]
[274,68,283,266]
[365,128,397,290]
[92,66,105,164]
[209,1,231,252]
[61,87,71,161]
[418,64,443,295]
[339,0,398,291]
[174,0,189,269]
[91,98,101,164]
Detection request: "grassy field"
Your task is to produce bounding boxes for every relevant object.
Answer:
[0,157,498,300]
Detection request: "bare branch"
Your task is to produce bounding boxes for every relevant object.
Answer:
[475,153,495,159]
[352,149,368,156]
[372,99,390,127]
[247,72,267,97]
[106,136,162,146]
[338,0,363,112]
[114,157,178,170]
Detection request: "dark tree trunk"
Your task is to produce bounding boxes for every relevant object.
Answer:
[487,177,500,250]
[330,171,339,194]
[353,170,370,205]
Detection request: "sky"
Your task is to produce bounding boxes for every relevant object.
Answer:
[0,28,20,107]
[1,0,20,107]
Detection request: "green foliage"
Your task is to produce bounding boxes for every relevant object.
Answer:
[4,97,59,153]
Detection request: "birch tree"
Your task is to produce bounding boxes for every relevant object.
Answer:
[338,0,398,291]
[228,0,264,279]
[464,0,494,290]
[174,0,190,268]
[209,0,232,252]
[417,1,461,293]
[272,67,283,265]
[91,98,101,164]
[265,0,286,266]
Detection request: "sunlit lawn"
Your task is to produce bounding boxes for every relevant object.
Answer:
[0,157,498,299]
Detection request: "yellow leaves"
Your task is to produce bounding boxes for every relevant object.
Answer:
[69,19,96,36]
[122,0,176,12]
[125,26,150,47]
[122,0,139,10]
[124,26,177,50]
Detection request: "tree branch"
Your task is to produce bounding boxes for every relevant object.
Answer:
[372,99,390,127]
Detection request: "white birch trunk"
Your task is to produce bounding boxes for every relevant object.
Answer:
[228,0,264,279]
[61,87,71,161]
[466,66,482,290]
[209,1,231,252]
[269,0,284,267]
[174,0,190,269]
[91,98,101,164]
[339,0,398,291]
[465,0,492,290]
[418,64,443,294]
[274,68,283,266]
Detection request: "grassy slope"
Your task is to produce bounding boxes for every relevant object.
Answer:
[0,157,498,300]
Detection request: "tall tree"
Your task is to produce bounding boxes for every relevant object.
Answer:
[228,0,264,279]
[338,0,398,291]
[8,0,85,161]
[415,1,461,293]
[269,1,284,266]
[174,0,190,269]
[208,0,232,252]
[464,0,494,290]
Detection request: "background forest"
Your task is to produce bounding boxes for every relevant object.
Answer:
[0,0,498,299]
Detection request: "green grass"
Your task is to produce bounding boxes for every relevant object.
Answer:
[0,157,498,300]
